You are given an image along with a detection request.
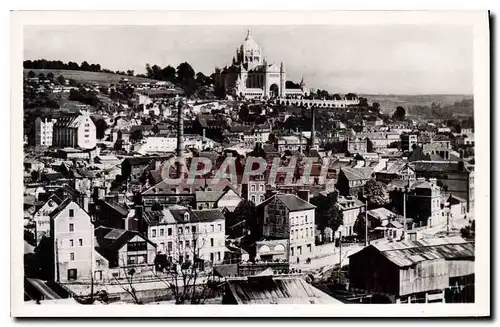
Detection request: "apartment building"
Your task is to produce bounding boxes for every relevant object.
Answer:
[34,117,56,147]
[53,112,97,150]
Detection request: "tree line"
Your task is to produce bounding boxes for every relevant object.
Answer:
[144,62,214,96]
[23,59,105,72]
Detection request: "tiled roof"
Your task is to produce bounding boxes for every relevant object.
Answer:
[367,207,397,221]
[412,161,470,173]
[195,191,223,203]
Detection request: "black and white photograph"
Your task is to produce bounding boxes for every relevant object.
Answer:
[10,10,490,317]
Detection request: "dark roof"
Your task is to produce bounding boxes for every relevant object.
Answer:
[258,194,316,212]
[143,208,225,225]
[412,161,470,173]
[94,226,155,266]
[49,197,75,219]
[101,200,129,217]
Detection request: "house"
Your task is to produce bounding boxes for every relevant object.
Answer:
[400,134,418,152]
[195,187,242,211]
[34,117,56,147]
[257,193,316,262]
[121,156,157,181]
[445,195,467,221]
[349,237,475,303]
[50,198,94,283]
[141,206,226,268]
[373,220,405,241]
[52,112,97,150]
[254,239,288,262]
[241,176,267,205]
[366,207,399,228]
[375,160,415,183]
[33,194,65,244]
[335,195,365,238]
[336,167,374,196]
[412,160,473,213]
[222,275,341,304]
[93,226,157,281]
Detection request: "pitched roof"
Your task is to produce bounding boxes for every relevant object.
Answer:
[367,207,397,221]
[258,194,315,212]
[341,167,374,181]
[195,191,224,203]
[49,197,75,219]
[144,208,225,225]
[225,276,341,304]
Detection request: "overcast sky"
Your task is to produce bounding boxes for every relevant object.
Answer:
[24,25,473,95]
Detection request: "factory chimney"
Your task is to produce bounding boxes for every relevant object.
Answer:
[176,101,185,178]
[310,106,317,150]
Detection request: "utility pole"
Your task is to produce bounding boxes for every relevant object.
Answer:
[403,192,407,238]
[338,230,342,282]
[365,200,368,246]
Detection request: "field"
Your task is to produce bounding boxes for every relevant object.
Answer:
[24,69,156,86]
[360,94,473,115]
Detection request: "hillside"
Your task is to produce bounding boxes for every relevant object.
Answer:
[360,94,473,116]
[24,69,157,86]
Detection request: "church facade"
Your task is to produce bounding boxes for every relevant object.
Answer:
[214,30,309,99]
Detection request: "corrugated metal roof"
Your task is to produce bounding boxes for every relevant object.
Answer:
[370,237,474,267]
[226,276,342,304]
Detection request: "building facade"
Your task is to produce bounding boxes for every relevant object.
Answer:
[53,112,97,150]
[34,117,55,147]
[214,30,308,99]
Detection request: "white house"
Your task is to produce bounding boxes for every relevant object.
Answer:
[53,112,97,150]
[50,198,94,283]
[144,207,227,268]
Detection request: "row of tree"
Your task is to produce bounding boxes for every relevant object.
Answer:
[144,62,214,96]
[24,59,103,72]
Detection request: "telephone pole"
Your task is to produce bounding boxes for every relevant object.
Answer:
[365,200,368,246]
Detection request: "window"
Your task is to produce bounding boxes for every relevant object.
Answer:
[69,223,74,232]
[210,238,214,247]
[251,185,256,192]
[69,209,74,217]
[217,252,221,261]
[210,253,214,262]
[307,244,312,253]
[152,229,157,238]
[79,239,83,246]
[192,226,196,234]
[168,228,172,236]
[305,215,308,223]
[251,195,256,203]
[179,241,183,249]
[167,242,173,252]
[291,247,294,256]
[70,239,74,247]
[210,225,214,232]
[160,228,164,236]
[178,227,183,234]
[185,227,189,234]
[160,242,165,250]
[260,195,265,202]
[260,185,264,191]
[298,246,302,255]
[67,268,77,281]
[186,240,190,248]
[218,224,222,232]
[70,253,75,261]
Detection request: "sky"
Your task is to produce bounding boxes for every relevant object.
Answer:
[24,25,473,95]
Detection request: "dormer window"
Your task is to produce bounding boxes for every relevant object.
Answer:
[184,212,190,222]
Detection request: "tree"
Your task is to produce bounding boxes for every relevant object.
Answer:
[392,106,406,121]
[145,64,153,79]
[38,73,45,80]
[460,220,475,240]
[310,192,343,241]
[113,265,143,304]
[46,72,55,80]
[372,102,381,113]
[363,179,389,209]
[127,70,135,76]
[57,75,66,85]
[80,61,90,71]
[151,226,223,304]
[176,62,195,82]
[353,212,382,241]
[161,65,177,83]
[27,70,36,78]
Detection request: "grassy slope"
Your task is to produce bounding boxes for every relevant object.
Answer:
[24,69,156,86]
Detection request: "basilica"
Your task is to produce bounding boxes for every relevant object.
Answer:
[214,30,309,99]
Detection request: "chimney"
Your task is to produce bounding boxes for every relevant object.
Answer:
[429,178,437,186]
[310,107,316,150]
[297,189,310,203]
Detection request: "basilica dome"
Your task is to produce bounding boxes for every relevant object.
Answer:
[241,29,261,54]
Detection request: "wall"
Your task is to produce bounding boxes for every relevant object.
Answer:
[53,201,94,283]
[77,115,97,150]
[289,209,316,261]
[399,259,449,297]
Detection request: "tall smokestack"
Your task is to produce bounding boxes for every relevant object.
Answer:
[311,106,316,149]
[177,102,184,158]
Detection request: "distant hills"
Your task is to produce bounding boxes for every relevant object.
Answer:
[360,94,473,117]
